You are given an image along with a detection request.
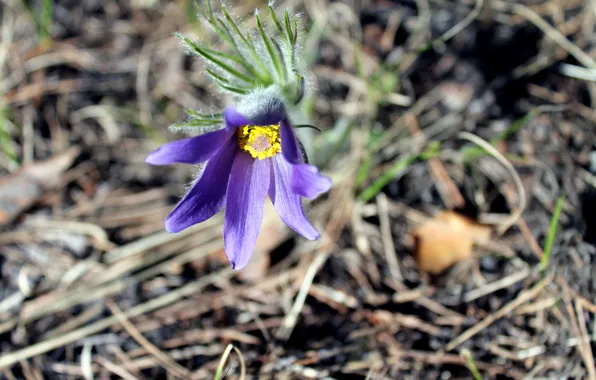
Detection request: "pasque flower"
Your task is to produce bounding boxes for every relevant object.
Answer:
[146,90,331,269]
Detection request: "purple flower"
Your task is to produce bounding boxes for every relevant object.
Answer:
[146,94,331,270]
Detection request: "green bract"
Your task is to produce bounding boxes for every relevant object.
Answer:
[174,0,307,130]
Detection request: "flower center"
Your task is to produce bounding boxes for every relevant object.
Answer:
[237,124,282,160]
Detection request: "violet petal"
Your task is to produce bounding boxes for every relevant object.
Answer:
[224,106,252,129]
[280,119,302,164]
[164,140,237,232]
[291,163,332,199]
[145,127,234,165]
[270,155,319,240]
[223,153,271,270]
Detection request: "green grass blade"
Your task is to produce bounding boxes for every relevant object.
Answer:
[492,111,535,144]
[359,143,440,202]
[0,105,18,166]
[539,196,565,272]
[214,344,245,380]
[40,0,53,44]
[462,349,483,380]
[359,155,416,202]
[356,155,373,188]
[18,0,52,43]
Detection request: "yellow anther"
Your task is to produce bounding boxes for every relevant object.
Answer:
[236,123,282,160]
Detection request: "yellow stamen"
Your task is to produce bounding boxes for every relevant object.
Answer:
[237,123,282,160]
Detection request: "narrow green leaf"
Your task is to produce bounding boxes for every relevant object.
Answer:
[206,69,251,94]
[172,120,221,129]
[284,11,294,45]
[272,38,288,82]
[539,196,565,272]
[269,6,285,36]
[205,68,236,85]
[185,109,223,120]
[292,15,299,43]
[199,1,243,51]
[218,83,250,95]
[199,46,244,65]
[221,7,254,49]
[293,124,322,132]
[205,0,216,23]
[184,0,199,25]
[255,13,284,82]
[219,8,271,83]
[176,34,253,84]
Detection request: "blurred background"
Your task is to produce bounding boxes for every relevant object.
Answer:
[1,0,596,378]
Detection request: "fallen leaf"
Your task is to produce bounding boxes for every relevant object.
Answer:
[412,211,492,274]
[0,147,79,225]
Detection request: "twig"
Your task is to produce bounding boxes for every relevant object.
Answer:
[494,1,596,69]
[445,273,552,351]
[276,250,330,340]
[436,0,484,45]
[105,300,191,379]
[376,193,402,283]
[95,356,138,380]
[575,299,596,379]
[464,268,531,302]
[0,269,233,370]
[459,132,526,234]
[214,344,246,380]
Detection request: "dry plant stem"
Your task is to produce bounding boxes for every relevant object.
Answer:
[376,193,403,283]
[405,114,464,208]
[459,132,526,235]
[565,292,596,380]
[276,250,330,341]
[517,217,545,259]
[23,219,115,251]
[463,268,531,303]
[214,344,246,380]
[436,0,484,45]
[493,1,596,69]
[80,341,93,380]
[0,269,233,370]
[103,220,219,264]
[94,356,138,380]
[0,239,221,335]
[105,300,191,379]
[445,273,553,352]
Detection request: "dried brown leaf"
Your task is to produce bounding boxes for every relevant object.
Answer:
[0,147,79,225]
[412,211,492,274]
